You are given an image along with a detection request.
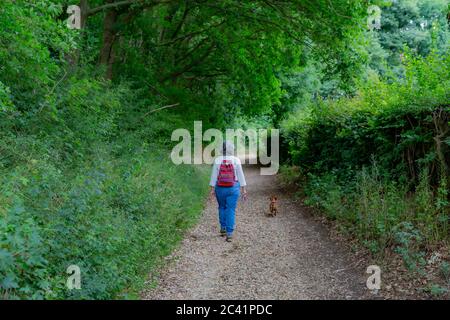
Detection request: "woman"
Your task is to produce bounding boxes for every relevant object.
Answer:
[209,141,247,242]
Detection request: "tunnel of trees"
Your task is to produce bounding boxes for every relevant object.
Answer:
[0,0,449,299]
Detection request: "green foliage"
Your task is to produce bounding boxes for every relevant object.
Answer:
[0,82,14,113]
[299,162,448,259]
[0,199,51,300]
[440,261,450,283]
[0,114,209,299]
[1,0,448,300]
[393,222,426,273]
[111,0,369,117]
[281,50,450,267]
[2,0,372,300]
[0,0,73,111]
[282,50,450,184]
[373,0,450,77]
[0,72,209,299]
[428,284,448,296]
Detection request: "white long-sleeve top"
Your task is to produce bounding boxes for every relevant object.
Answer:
[209,156,247,187]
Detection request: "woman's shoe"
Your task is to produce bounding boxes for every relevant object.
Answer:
[220,229,226,236]
[226,235,233,242]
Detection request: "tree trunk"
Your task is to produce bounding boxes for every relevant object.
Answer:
[80,0,89,28]
[99,1,119,80]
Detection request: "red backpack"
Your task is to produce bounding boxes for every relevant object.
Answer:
[217,160,236,187]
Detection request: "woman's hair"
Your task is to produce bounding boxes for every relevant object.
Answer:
[222,140,235,156]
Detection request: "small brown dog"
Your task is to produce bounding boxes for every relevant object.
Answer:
[269,195,278,217]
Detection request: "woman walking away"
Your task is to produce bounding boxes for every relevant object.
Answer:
[209,141,247,242]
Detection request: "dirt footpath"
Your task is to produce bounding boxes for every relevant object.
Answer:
[142,165,372,300]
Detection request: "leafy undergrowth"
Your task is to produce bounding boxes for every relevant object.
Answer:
[280,165,449,299]
[279,51,450,299]
[0,135,209,299]
[0,71,210,299]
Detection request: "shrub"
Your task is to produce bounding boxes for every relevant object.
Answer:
[281,51,450,262]
[0,135,209,299]
[281,50,450,187]
[0,76,210,299]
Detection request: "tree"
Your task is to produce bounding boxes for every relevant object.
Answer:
[376,0,449,76]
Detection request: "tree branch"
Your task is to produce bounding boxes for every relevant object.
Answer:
[161,44,216,82]
[175,36,210,65]
[88,0,137,16]
[156,19,226,46]
[171,1,190,40]
[143,103,180,116]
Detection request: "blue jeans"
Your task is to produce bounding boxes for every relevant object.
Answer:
[215,182,240,236]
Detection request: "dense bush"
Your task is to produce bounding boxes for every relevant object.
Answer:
[0,1,73,112]
[0,121,209,300]
[283,50,449,185]
[281,50,450,256]
[0,72,209,299]
[0,1,221,300]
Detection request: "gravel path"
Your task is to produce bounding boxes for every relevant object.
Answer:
[142,165,370,300]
